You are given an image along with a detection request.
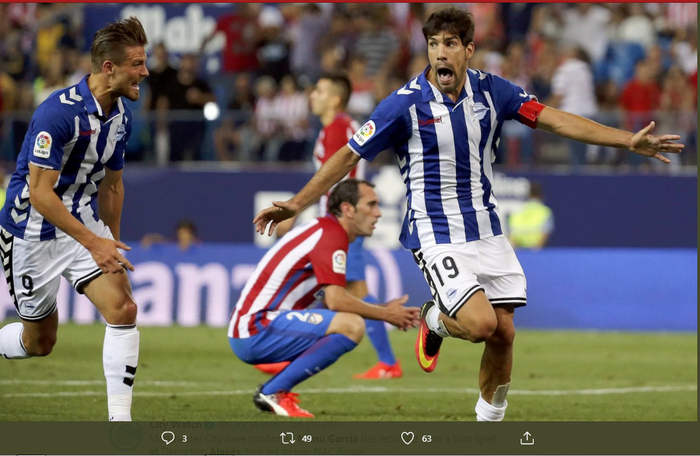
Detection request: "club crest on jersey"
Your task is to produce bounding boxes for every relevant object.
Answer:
[33,132,52,158]
[116,124,127,142]
[353,120,375,146]
[471,102,490,121]
[307,313,324,324]
[332,250,347,274]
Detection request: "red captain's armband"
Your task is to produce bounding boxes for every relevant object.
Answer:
[518,100,545,129]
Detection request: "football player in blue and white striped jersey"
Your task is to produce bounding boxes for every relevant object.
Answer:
[254,7,684,421]
[0,17,149,422]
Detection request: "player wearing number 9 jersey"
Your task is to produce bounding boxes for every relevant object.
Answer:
[228,180,419,417]
[0,17,149,421]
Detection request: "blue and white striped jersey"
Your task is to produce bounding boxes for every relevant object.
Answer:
[0,76,131,241]
[347,67,535,249]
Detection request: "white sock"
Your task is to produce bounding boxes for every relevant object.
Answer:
[426,305,450,337]
[475,393,508,421]
[104,324,139,421]
[0,323,30,359]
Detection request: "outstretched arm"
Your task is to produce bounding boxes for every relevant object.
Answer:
[253,145,360,235]
[536,106,684,164]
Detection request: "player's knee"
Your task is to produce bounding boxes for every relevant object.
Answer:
[25,333,57,357]
[107,299,138,326]
[336,313,365,343]
[462,314,498,343]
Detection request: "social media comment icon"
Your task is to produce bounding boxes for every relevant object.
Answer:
[161,431,175,445]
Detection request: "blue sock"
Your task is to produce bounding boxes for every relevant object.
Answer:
[262,334,357,394]
[363,295,397,365]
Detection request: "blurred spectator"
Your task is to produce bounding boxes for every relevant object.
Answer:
[501,4,536,47]
[274,75,310,162]
[145,43,177,111]
[252,75,280,161]
[501,43,534,167]
[619,61,661,129]
[214,73,255,162]
[145,43,177,162]
[346,55,376,119]
[671,28,697,76]
[141,219,201,252]
[593,80,622,165]
[200,4,260,76]
[662,3,697,34]
[560,4,611,64]
[160,54,216,162]
[404,3,428,57]
[33,52,65,107]
[508,182,554,249]
[4,3,37,31]
[617,4,656,51]
[64,50,90,87]
[353,7,400,78]
[287,4,327,82]
[550,46,598,167]
[256,5,290,83]
[529,38,558,101]
[467,3,505,50]
[319,45,345,75]
[658,66,695,169]
[34,4,66,75]
[619,60,661,167]
[0,35,30,83]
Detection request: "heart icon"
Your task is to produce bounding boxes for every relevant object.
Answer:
[401,431,414,445]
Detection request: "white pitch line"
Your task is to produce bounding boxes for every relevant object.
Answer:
[1,385,696,399]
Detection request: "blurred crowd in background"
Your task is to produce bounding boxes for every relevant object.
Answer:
[0,3,697,172]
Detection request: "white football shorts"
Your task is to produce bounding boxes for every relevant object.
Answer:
[0,222,114,321]
[412,235,527,317]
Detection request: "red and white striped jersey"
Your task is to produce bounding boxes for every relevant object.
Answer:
[313,113,365,216]
[228,216,348,339]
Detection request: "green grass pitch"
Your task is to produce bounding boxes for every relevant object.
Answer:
[0,323,696,421]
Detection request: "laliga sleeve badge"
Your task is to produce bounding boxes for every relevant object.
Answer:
[332,250,347,274]
[353,120,376,146]
[33,131,52,159]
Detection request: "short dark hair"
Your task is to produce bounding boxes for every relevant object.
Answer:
[319,73,353,109]
[91,16,148,72]
[176,219,197,236]
[422,7,475,46]
[327,179,375,217]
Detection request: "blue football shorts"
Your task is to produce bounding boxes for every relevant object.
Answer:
[346,236,366,283]
[229,309,336,364]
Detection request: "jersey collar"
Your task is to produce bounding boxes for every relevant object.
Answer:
[78,75,102,117]
[78,75,124,121]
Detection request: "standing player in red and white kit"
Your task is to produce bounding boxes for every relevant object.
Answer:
[273,74,402,380]
[229,180,419,417]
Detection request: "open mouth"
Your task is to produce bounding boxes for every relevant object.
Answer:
[131,82,140,91]
[437,67,454,85]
